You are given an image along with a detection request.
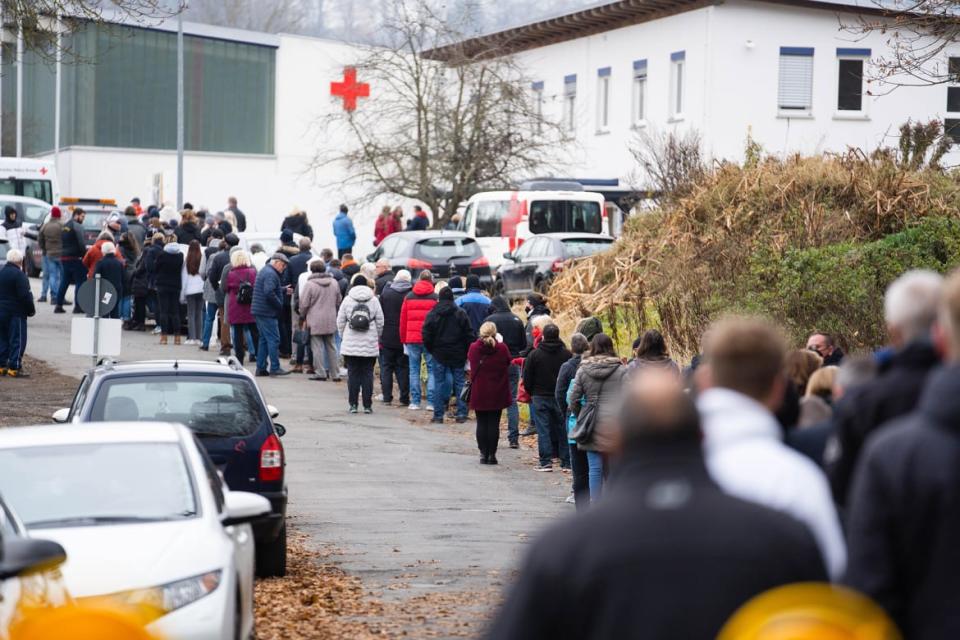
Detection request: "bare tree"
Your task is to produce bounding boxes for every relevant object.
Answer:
[2,0,179,59]
[630,127,706,206]
[313,0,563,228]
[846,1,960,86]
[185,0,320,35]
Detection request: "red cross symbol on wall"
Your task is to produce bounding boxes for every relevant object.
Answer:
[330,67,369,112]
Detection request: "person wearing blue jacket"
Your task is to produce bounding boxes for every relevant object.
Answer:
[455,275,491,334]
[252,253,292,377]
[332,204,356,259]
[0,250,36,377]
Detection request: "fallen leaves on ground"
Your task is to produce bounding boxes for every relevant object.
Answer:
[0,357,77,427]
[255,532,500,639]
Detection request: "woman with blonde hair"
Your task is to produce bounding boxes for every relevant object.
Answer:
[799,365,838,428]
[224,250,258,364]
[467,321,512,464]
[786,348,823,396]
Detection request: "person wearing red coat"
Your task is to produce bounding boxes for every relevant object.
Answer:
[399,272,439,409]
[469,321,513,465]
[373,206,391,247]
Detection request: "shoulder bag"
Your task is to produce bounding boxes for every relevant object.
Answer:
[570,374,609,445]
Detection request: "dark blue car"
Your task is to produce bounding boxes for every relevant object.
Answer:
[54,357,288,577]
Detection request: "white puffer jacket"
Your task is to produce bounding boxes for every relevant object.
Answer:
[336,284,384,357]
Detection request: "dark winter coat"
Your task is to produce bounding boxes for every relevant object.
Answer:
[60,218,87,259]
[288,250,312,290]
[119,246,137,295]
[228,206,246,232]
[569,356,628,452]
[174,222,201,245]
[468,339,512,411]
[93,254,125,299]
[126,219,147,247]
[379,279,412,349]
[456,289,491,334]
[523,303,552,356]
[826,339,940,506]
[327,267,348,297]
[282,213,314,240]
[485,440,828,640]
[399,280,438,345]
[374,271,394,296]
[134,243,161,294]
[0,262,35,317]
[407,210,429,231]
[522,337,572,398]
[844,363,960,639]
[555,355,582,417]
[208,249,232,306]
[422,299,475,367]
[341,261,360,280]
[225,266,257,326]
[154,245,184,293]
[251,263,284,319]
[485,297,526,358]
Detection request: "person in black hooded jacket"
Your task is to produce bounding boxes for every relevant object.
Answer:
[485,295,526,446]
[522,293,551,356]
[844,270,960,639]
[523,324,572,470]
[422,286,476,424]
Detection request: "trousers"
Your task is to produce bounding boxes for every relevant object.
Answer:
[0,314,26,370]
[310,334,340,379]
[476,409,502,458]
[255,316,281,373]
[532,395,570,468]
[57,258,86,306]
[40,256,62,300]
[156,290,181,336]
[345,355,376,408]
[379,345,409,404]
[186,293,203,341]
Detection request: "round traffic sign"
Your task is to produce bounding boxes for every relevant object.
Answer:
[76,277,119,317]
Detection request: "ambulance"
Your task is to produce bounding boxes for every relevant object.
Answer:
[0,158,60,205]
[457,181,621,270]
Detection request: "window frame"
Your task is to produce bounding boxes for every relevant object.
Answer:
[777,47,815,118]
[531,81,545,133]
[596,67,611,134]
[632,59,648,128]
[562,74,577,135]
[669,51,685,121]
[834,48,871,119]
[946,56,960,143]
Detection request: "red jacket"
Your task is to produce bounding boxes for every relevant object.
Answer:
[399,280,438,345]
[83,239,124,279]
[374,215,390,247]
[468,339,512,411]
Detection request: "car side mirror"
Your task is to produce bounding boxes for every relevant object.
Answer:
[0,537,67,580]
[267,404,280,419]
[221,491,271,528]
[52,408,69,423]
[502,252,514,261]
[274,423,287,438]
[24,230,38,240]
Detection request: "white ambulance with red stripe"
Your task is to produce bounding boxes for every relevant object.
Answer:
[457,182,616,270]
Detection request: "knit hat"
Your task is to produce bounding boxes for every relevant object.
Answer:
[448,276,464,290]
[575,316,603,342]
[101,241,116,255]
[280,229,294,244]
[439,286,454,301]
[465,275,481,290]
[50,206,62,219]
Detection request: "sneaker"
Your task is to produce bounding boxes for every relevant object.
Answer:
[363,407,373,414]
[199,345,210,351]
[455,416,467,424]
[152,326,162,334]
[430,417,444,424]
[37,296,47,302]
[425,404,434,412]
[520,427,537,436]
[376,393,384,402]
[73,306,84,314]
[255,370,270,377]
[349,405,358,414]
[381,398,392,405]
[53,306,65,314]
[408,404,420,411]
[309,374,327,381]
[509,441,519,449]
[270,369,292,377]
[534,465,553,472]
[565,495,576,504]
[7,369,29,378]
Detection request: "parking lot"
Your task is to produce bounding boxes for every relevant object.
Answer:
[2,281,569,637]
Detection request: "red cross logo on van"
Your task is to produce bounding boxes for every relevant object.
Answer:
[39,167,48,175]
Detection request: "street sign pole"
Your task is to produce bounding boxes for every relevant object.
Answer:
[92,274,101,369]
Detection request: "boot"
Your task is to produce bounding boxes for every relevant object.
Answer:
[160,335,168,345]
[174,335,182,345]
[292,364,303,374]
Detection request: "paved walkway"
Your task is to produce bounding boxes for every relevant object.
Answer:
[23,280,570,630]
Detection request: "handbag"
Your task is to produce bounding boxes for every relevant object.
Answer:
[570,375,609,445]
[459,354,487,404]
[292,327,310,346]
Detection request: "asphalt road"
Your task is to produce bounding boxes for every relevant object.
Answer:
[21,280,570,634]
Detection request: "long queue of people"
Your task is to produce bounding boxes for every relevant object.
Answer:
[486,267,960,639]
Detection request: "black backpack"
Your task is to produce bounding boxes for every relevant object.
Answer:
[236,278,254,305]
[348,302,372,331]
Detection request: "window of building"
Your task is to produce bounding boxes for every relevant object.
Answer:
[632,59,647,126]
[531,80,544,131]
[778,47,814,115]
[946,58,960,143]
[669,51,685,119]
[836,48,870,114]
[563,74,577,133]
[596,67,611,133]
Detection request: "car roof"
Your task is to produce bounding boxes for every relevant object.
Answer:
[88,358,252,379]
[0,422,185,448]
[537,233,614,241]
[0,195,50,207]
[390,231,471,239]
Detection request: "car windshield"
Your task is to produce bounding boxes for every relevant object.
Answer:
[0,443,197,528]
[562,238,613,258]
[88,375,264,437]
[415,238,480,261]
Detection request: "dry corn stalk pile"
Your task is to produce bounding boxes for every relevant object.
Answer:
[548,150,960,357]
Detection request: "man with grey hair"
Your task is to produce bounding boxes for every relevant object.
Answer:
[827,269,944,508]
[0,249,35,377]
[374,258,394,295]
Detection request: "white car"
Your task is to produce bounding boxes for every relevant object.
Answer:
[0,422,270,640]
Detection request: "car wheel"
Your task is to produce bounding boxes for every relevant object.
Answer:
[26,257,40,278]
[255,523,287,578]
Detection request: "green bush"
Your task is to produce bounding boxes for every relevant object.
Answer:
[735,217,960,348]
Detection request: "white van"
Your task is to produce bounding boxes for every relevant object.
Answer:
[0,158,60,205]
[458,186,610,269]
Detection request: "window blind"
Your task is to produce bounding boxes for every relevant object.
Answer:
[778,48,814,111]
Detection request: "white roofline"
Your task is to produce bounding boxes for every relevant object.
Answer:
[90,8,280,48]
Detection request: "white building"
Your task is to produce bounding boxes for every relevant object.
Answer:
[4,18,392,253]
[426,0,956,189]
